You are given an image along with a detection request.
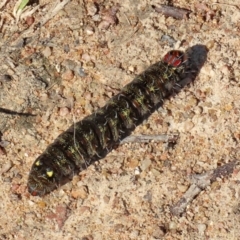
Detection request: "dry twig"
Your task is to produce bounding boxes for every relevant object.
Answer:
[212,2,240,11]
[121,134,178,144]
[11,0,71,46]
[152,4,191,20]
[170,160,238,216]
[41,0,71,26]
[0,107,35,116]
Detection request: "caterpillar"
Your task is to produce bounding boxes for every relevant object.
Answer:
[28,50,191,196]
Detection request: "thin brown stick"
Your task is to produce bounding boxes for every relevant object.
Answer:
[40,0,71,26]
[121,134,179,144]
[0,107,35,116]
[212,3,240,11]
[152,4,191,20]
[170,160,237,216]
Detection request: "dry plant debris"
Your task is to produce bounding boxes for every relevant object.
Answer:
[171,160,238,216]
[152,4,191,19]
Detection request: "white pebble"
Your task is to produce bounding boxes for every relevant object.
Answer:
[141,158,152,171]
[59,107,70,116]
[197,223,207,235]
[0,161,12,174]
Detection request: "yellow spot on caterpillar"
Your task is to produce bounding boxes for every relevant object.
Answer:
[46,169,54,177]
[35,160,41,166]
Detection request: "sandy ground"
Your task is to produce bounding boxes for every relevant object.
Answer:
[0,0,240,239]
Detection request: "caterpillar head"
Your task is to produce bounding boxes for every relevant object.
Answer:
[163,50,187,68]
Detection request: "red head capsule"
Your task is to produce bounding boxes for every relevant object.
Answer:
[163,50,185,67]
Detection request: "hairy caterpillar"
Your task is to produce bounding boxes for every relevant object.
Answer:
[28,50,190,196]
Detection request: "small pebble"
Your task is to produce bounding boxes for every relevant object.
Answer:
[0,161,12,174]
[169,221,177,230]
[37,201,47,209]
[39,92,48,101]
[98,20,111,30]
[129,230,140,239]
[64,44,70,53]
[197,223,207,235]
[177,184,188,193]
[82,53,91,62]
[86,61,95,68]
[195,106,203,115]
[141,158,152,171]
[0,74,12,82]
[143,191,152,202]
[134,167,141,175]
[128,65,135,72]
[151,168,161,177]
[152,227,165,238]
[85,26,94,35]
[92,14,101,22]
[26,16,35,26]
[82,235,94,240]
[42,47,52,58]
[79,206,91,215]
[87,3,98,16]
[161,35,176,47]
[128,158,139,168]
[184,121,194,131]
[0,140,10,148]
[61,70,74,81]
[59,107,70,117]
[71,185,88,199]
[103,195,110,204]
[221,65,230,75]
[76,67,87,77]
[206,40,215,50]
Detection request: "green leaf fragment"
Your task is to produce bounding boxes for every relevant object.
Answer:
[17,0,29,11]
